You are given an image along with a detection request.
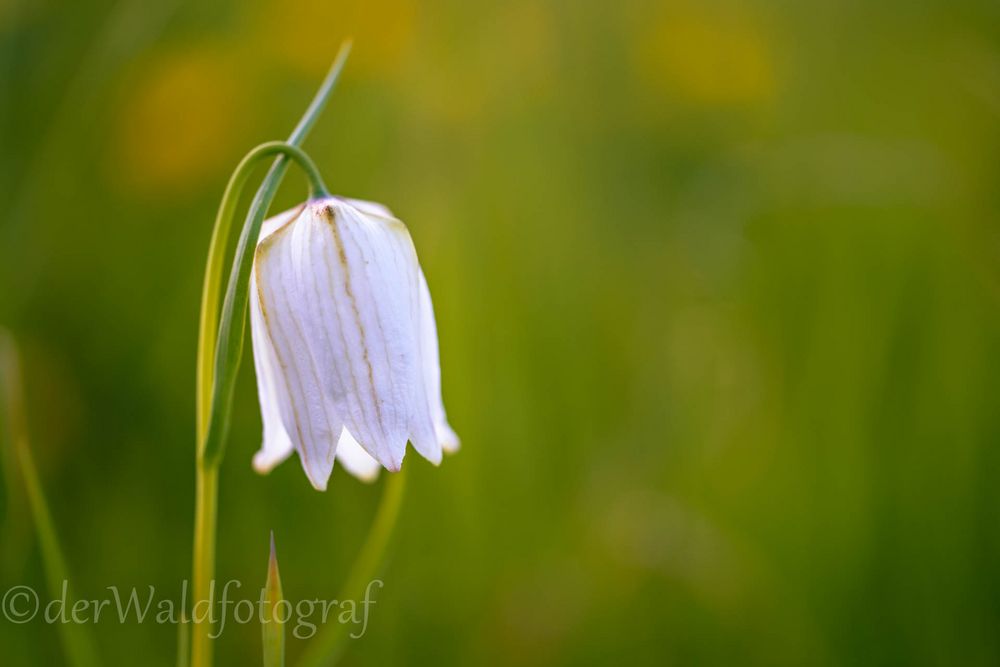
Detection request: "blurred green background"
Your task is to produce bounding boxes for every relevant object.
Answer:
[2,0,999,664]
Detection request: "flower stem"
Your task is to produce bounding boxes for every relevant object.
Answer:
[298,469,407,667]
[196,142,328,452]
[191,43,351,667]
[199,140,325,469]
[190,464,218,667]
[192,140,324,667]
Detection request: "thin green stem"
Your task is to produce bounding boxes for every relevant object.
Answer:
[191,43,350,667]
[192,141,324,667]
[298,470,407,667]
[191,464,218,667]
[199,141,324,467]
[176,611,191,667]
[195,141,327,451]
[0,331,101,667]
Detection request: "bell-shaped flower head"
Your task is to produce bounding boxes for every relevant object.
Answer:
[248,197,458,490]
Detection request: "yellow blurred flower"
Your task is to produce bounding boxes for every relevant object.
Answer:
[406,2,554,125]
[252,0,416,78]
[113,47,248,192]
[635,4,777,106]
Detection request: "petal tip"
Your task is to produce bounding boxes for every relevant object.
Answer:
[383,449,404,473]
[301,456,334,492]
[252,451,275,475]
[420,442,443,466]
[353,468,381,483]
[306,474,330,492]
[442,433,461,455]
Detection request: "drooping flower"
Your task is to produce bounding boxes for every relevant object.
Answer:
[249,197,459,490]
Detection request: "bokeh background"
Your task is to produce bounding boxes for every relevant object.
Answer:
[2,0,1000,664]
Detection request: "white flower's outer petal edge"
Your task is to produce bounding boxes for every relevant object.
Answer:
[344,199,457,465]
[249,205,306,476]
[418,270,460,453]
[254,207,344,491]
[342,197,395,219]
[260,204,306,243]
[250,268,295,474]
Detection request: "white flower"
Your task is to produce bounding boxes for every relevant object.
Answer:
[248,197,459,490]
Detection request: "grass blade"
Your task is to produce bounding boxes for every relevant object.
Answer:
[262,532,285,667]
[298,470,406,667]
[176,612,191,667]
[0,330,101,667]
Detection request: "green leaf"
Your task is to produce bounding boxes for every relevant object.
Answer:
[176,611,190,667]
[0,330,101,667]
[262,532,286,667]
[298,470,406,667]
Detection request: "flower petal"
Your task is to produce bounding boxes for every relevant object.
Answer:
[342,198,394,219]
[335,428,381,482]
[250,267,295,474]
[260,203,305,242]
[252,197,456,485]
[333,201,444,465]
[417,270,460,453]
[308,200,419,470]
[405,270,443,465]
[254,208,348,490]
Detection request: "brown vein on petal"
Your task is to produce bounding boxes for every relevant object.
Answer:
[285,215,344,474]
[273,248,319,468]
[255,246,311,471]
[358,215,424,451]
[340,213,397,414]
[263,217,339,484]
[255,205,316,471]
[303,214,347,467]
[259,202,307,245]
[358,219,417,460]
[319,230,368,436]
[325,207,391,462]
[324,206,385,448]
[250,271,290,459]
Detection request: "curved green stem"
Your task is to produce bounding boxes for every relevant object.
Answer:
[199,140,325,467]
[191,42,351,667]
[298,469,407,667]
[191,142,323,667]
[195,140,326,456]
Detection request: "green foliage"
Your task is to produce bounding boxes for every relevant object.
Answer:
[1,0,998,665]
[0,332,101,667]
[262,534,284,667]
